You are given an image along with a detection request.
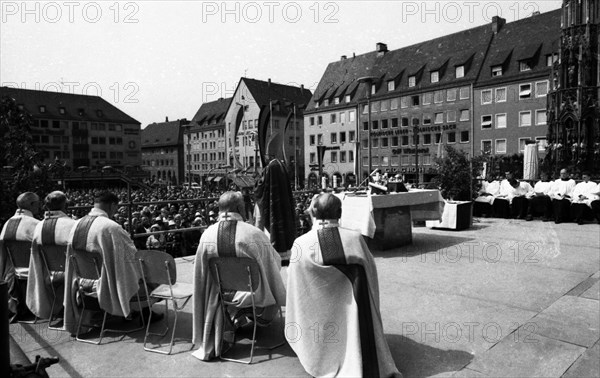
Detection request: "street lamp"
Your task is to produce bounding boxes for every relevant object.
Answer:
[358,76,376,181]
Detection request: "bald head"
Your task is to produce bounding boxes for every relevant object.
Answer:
[312,193,342,220]
[218,191,245,215]
[45,191,67,211]
[16,192,40,216]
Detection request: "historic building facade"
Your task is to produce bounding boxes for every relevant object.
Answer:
[0,86,141,169]
[141,118,186,185]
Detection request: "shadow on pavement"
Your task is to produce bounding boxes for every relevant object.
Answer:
[372,233,477,259]
[386,334,473,378]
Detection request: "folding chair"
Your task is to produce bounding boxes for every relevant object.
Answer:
[136,250,193,355]
[4,240,38,323]
[208,256,285,364]
[70,249,145,344]
[38,244,67,330]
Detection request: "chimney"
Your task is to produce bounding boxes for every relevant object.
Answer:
[268,78,271,86]
[165,116,169,122]
[492,16,506,33]
[341,55,347,60]
[353,52,356,58]
[301,84,304,91]
[532,11,540,16]
[376,42,388,53]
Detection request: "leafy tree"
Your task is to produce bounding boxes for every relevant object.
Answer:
[0,95,55,220]
[433,145,484,201]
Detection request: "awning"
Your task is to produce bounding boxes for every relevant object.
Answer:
[213,177,223,182]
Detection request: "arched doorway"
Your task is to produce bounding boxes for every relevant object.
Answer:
[345,172,356,187]
[307,172,318,189]
[332,172,343,188]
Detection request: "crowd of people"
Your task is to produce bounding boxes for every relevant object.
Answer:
[474,168,600,225]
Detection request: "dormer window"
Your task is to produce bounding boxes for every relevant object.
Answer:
[324,99,329,107]
[315,102,320,109]
[491,65,503,77]
[345,94,351,102]
[455,65,465,78]
[430,71,439,83]
[59,107,66,115]
[334,97,340,105]
[408,76,416,87]
[387,80,395,91]
[39,105,46,113]
[519,61,532,72]
[370,84,376,95]
[78,108,84,116]
[96,109,103,117]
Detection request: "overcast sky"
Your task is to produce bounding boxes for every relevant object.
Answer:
[1,0,562,127]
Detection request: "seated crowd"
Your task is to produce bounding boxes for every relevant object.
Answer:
[474,168,600,225]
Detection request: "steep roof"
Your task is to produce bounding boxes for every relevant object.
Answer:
[0,86,140,124]
[242,78,313,110]
[190,97,232,128]
[141,120,183,148]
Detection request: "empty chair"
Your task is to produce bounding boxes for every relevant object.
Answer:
[136,250,193,355]
[4,240,37,323]
[70,249,145,344]
[208,256,285,364]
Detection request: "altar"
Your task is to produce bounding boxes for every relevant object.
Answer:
[336,190,444,250]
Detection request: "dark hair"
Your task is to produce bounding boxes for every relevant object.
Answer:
[94,191,119,205]
[313,193,342,220]
[509,178,519,188]
[45,191,67,211]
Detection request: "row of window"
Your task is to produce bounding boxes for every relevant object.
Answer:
[144,159,174,167]
[360,131,470,148]
[34,105,105,118]
[309,150,355,164]
[188,152,227,162]
[309,110,356,126]
[92,151,124,159]
[491,54,558,78]
[481,137,547,155]
[191,129,226,141]
[91,136,123,145]
[480,81,548,104]
[32,135,69,144]
[361,155,434,167]
[32,119,123,131]
[309,131,356,146]
[362,110,470,131]
[481,110,546,129]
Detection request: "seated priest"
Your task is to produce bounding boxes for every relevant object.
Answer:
[570,172,598,225]
[27,191,76,321]
[508,178,533,219]
[473,174,500,217]
[191,191,286,361]
[0,192,41,322]
[492,172,513,219]
[286,193,401,378]
[526,172,554,221]
[550,168,576,224]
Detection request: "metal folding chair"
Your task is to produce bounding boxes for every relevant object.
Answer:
[4,240,38,323]
[136,250,193,355]
[208,256,285,364]
[38,244,67,330]
[70,249,145,344]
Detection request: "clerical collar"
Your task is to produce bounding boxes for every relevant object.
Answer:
[218,212,243,222]
[314,219,339,229]
[561,178,570,181]
[15,209,34,218]
[44,210,67,219]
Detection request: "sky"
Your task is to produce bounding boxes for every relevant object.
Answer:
[1,0,563,127]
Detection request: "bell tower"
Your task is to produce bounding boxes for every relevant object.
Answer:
[546,0,600,174]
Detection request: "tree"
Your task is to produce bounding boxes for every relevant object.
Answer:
[0,95,55,220]
[433,145,484,201]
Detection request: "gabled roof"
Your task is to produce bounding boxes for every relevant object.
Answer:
[0,86,140,124]
[242,78,312,110]
[190,97,232,129]
[141,120,184,148]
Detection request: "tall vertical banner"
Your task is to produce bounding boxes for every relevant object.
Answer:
[257,104,272,168]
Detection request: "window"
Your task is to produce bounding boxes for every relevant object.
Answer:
[40,120,49,128]
[492,65,503,77]
[423,114,432,125]
[456,65,465,78]
[52,120,60,128]
[408,76,416,87]
[391,118,398,128]
[482,115,493,129]
[372,120,379,130]
[460,131,469,143]
[372,138,379,148]
[535,81,548,97]
[536,109,547,125]
[317,116,323,125]
[519,111,532,127]
[460,109,469,121]
[482,140,492,154]
[340,112,346,124]
[447,88,457,102]
[519,61,532,72]
[310,117,315,126]
[331,151,337,163]
[349,151,354,162]
[381,138,389,147]
[371,102,380,113]
[535,137,547,151]
[339,132,346,143]
[309,135,315,145]
[381,119,388,129]
[390,98,399,110]
[349,131,355,142]
[331,133,337,143]
[459,86,470,99]
[422,93,432,105]
[362,104,369,114]
[434,112,444,124]
[495,88,507,102]
[345,94,351,103]
[435,133,442,144]
[39,106,46,113]
[518,138,530,152]
[371,84,376,95]
[546,54,558,67]
[330,114,336,123]
[59,107,65,115]
[411,95,420,106]
[324,99,329,107]
[362,157,368,166]
[317,134,323,144]
[391,156,399,166]
[481,89,492,104]
[434,91,443,104]
[431,71,439,83]
[401,117,409,127]
[340,151,347,163]
[447,110,456,123]
[391,136,399,146]
[334,97,340,105]
[423,134,431,145]
[349,110,355,122]
[401,97,409,108]
[387,81,395,91]
[519,84,532,99]
[362,139,368,148]
[380,100,389,112]
[310,153,316,164]
[495,114,507,129]
[447,132,456,144]
[495,139,507,154]
[381,156,389,166]
[401,136,409,146]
